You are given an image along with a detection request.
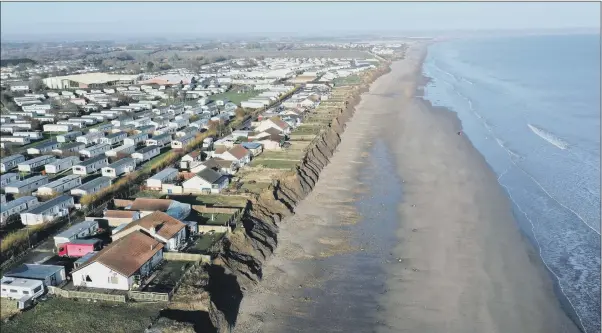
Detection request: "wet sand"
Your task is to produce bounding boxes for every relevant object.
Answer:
[233,42,581,333]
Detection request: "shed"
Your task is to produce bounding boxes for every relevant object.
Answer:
[146,167,178,189]
[4,264,66,287]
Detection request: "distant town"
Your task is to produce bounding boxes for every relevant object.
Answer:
[0,38,406,330]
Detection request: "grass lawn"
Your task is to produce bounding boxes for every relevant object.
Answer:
[199,212,232,226]
[249,159,300,170]
[209,90,260,106]
[240,182,271,194]
[333,75,362,87]
[0,297,164,333]
[189,232,225,254]
[143,260,191,293]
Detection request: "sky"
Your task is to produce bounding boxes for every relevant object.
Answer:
[1,2,600,41]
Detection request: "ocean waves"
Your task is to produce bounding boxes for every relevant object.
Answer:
[528,124,570,150]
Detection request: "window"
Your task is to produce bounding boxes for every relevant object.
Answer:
[22,290,29,295]
[33,286,42,293]
[108,276,119,284]
[1,288,6,292]
[9,289,17,293]
[85,275,92,282]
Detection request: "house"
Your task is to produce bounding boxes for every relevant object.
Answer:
[180,151,203,170]
[254,117,291,135]
[3,264,66,287]
[111,211,187,251]
[0,277,45,300]
[52,142,85,155]
[124,133,149,147]
[105,144,136,158]
[99,131,127,145]
[131,145,160,164]
[70,176,112,197]
[0,196,39,226]
[26,141,60,155]
[125,198,191,220]
[218,145,251,166]
[37,175,82,196]
[145,133,171,147]
[5,175,49,194]
[20,195,74,225]
[101,158,136,178]
[0,154,25,173]
[171,133,196,149]
[202,158,239,175]
[72,155,109,175]
[18,155,56,172]
[0,173,18,186]
[182,168,229,194]
[71,231,164,291]
[146,167,178,190]
[43,123,73,133]
[241,142,264,157]
[79,143,111,158]
[102,210,140,227]
[45,156,81,174]
[56,131,82,143]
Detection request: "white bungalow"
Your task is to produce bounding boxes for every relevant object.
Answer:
[18,155,56,172]
[20,195,75,225]
[79,143,111,158]
[45,156,81,174]
[131,145,160,164]
[72,156,109,175]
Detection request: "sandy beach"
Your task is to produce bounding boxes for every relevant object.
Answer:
[233,42,581,333]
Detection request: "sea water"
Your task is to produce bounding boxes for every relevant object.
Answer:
[422,34,601,333]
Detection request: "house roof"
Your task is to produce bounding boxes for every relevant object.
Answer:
[227,145,249,160]
[104,210,138,218]
[5,264,64,280]
[73,231,163,277]
[214,146,227,155]
[25,195,72,214]
[270,118,290,130]
[118,211,186,241]
[129,198,172,212]
[203,158,233,170]
[263,127,283,136]
[188,151,201,159]
[196,167,224,184]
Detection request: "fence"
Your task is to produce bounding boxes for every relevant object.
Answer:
[163,252,209,262]
[48,286,127,303]
[128,291,170,302]
[192,205,240,214]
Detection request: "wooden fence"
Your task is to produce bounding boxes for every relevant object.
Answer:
[128,291,170,302]
[192,205,240,214]
[163,252,210,262]
[48,286,127,303]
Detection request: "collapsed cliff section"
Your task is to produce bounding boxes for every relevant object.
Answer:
[202,63,392,332]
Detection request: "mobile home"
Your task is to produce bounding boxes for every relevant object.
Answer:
[0,173,18,186]
[171,133,196,149]
[43,124,72,133]
[79,143,111,158]
[0,196,39,225]
[26,141,60,155]
[44,156,81,174]
[131,145,160,164]
[99,131,127,145]
[37,175,82,196]
[20,195,74,225]
[0,154,25,173]
[5,175,49,194]
[124,133,149,146]
[101,158,136,178]
[52,142,85,155]
[71,177,112,197]
[18,155,56,172]
[56,131,82,143]
[72,155,108,175]
[0,277,44,300]
[105,144,136,158]
[145,133,171,147]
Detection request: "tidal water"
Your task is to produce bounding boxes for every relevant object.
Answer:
[422,34,601,333]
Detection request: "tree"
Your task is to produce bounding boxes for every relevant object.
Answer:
[146,61,155,71]
[235,108,246,119]
[29,78,45,92]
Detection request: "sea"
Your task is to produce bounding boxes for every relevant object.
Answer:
[421,34,601,333]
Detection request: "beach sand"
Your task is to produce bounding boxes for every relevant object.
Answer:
[233,42,581,333]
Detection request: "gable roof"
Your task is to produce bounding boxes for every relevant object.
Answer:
[203,158,234,170]
[104,210,138,218]
[214,146,227,155]
[73,231,163,277]
[129,198,172,212]
[118,211,186,240]
[270,117,290,130]
[263,127,283,136]
[196,168,224,184]
[227,145,249,160]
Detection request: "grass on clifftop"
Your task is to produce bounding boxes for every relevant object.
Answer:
[0,297,163,333]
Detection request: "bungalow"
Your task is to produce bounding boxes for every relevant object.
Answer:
[1,173,18,186]
[72,155,109,175]
[0,154,25,173]
[27,141,60,155]
[171,133,196,149]
[20,195,75,225]
[1,136,30,146]
[79,143,111,158]
[99,131,127,145]
[45,156,81,174]
[0,196,39,226]
[219,145,251,166]
[254,118,291,135]
[182,168,229,194]
[76,132,104,145]
[5,175,49,194]
[180,151,203,171]
[56,131,82,143]
[103,210,141,227]
[101,158,136,178]
[131,145,160,164]
[145,133,171,147]
[124,133,149,147]
[71,231,164,291]
[18,155,56,172]
[52,142,85,155]
[105,144,136,158]
[146,167,178,190]
[43,124,72,133]
[111,211,187,252]
[125,198,191,220]
[70,176,112,197]
[37,175,82,196]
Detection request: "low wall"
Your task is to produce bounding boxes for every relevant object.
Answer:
[113,199,134,208]
[192,205,240,214]
[48,286,127,303]
[163,252,209,262]
[161,184,183,194]
[128,291,170,302]
[198,225,230,234]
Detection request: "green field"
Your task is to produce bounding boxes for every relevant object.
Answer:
[209,90,260,106]
[333,75,362,86]
[199,212,232,226]
[190,232,225,253]
[0,297,163,333]
[249,159,300,170]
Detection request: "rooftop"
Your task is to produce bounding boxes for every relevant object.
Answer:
[25,194,72,214]
[54,219,99,240]
[77,155,107,167]
[4,263,64,280]
[117,211,186,241]
[73,176,111,192]
[45,73,138,85]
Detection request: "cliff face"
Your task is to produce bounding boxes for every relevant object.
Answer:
[200,64,392,332]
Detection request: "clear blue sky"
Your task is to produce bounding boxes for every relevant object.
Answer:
[1,2,599,40]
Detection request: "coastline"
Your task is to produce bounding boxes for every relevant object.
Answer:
[201,41,581,333]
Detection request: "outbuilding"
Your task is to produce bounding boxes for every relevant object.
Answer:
[3,264,66,287]
[146,167,178,190]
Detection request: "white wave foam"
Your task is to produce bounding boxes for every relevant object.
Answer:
[528,124,570,150]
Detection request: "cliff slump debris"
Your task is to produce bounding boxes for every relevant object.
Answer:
[202,63,393,332]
